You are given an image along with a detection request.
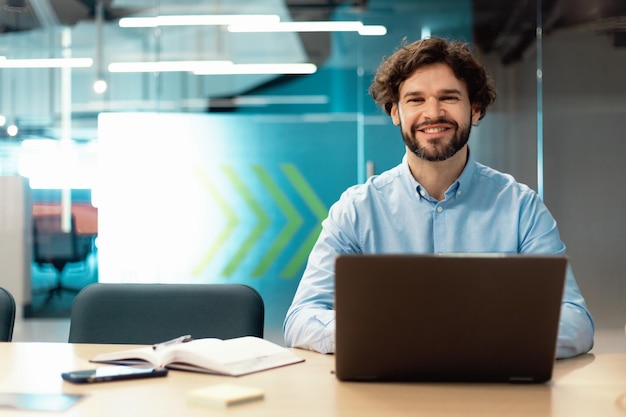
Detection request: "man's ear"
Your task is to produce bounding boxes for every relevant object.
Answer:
[471,103,482,124]
[390,103,400,126]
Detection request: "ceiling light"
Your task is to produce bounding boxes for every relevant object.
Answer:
[93,79,108,94]
[108,60,233,73]
[358,25,387,36]
[119,14,280,28]
[108,61,316,75]
[194,63,317,75]
[6,124,18,137]
[227,21,386,35]
[0,57,93,68]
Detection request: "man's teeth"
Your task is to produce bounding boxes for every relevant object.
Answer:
[423,127,447,133]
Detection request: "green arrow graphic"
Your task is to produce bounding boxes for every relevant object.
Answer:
[280,163,327,279]
[221,166,271,277]
[251,165,303,277]
[191,167,239,277]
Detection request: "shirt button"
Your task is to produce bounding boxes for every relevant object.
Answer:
[420,190,426,197]
[436,206,443,213]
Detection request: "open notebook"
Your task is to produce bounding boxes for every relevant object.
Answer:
[334,254,567,383]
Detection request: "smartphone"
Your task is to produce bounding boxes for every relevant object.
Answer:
[61,365,168,384]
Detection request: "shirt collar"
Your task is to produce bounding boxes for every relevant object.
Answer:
[454,147,476,198]
[402,147,477,200]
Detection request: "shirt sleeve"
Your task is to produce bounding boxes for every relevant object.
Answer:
[519,192,595,358]
[553,263,595,358]
[283,190,361,353]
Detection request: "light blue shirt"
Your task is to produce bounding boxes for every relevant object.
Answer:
[284,152,594,359]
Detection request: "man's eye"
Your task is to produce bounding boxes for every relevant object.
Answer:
[442,96,460,102]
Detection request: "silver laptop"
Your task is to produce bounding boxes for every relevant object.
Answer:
[334,254,566,383]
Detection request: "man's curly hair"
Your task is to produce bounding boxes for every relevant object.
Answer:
[369,37,496,120]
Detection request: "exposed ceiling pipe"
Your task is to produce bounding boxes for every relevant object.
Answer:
[28,0,59,28]
[496,0,561,65]
[3,0,28,13]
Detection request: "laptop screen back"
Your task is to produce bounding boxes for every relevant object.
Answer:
[334,254,566,383]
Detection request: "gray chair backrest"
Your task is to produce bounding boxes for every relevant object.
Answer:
[68,283,264,344]
[0,287,16,342]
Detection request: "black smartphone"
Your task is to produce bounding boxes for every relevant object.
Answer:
[61,365,168,384]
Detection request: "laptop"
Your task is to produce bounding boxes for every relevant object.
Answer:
[334,254,567,383]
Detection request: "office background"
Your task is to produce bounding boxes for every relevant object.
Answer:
[0,0,624,342]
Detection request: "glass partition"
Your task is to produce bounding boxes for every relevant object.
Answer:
[6,0,564,337]
[8,0,626,339]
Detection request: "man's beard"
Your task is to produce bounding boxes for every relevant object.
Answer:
[400,117,471,162]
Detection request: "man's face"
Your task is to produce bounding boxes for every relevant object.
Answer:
[390,63,481,162]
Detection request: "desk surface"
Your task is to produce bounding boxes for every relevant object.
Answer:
[0,342,624,417]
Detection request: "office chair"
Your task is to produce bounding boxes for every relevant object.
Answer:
[32,214,92,301]
[68,283,265,344]
[0,287,16,342]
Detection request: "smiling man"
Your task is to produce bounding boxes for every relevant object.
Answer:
[283,37,594,359]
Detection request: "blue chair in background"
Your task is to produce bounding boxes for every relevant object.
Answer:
[32,214,92,302]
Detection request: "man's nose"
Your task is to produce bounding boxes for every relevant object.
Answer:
[423,98,443,119]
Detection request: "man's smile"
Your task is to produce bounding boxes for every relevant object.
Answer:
[418,125,451,136]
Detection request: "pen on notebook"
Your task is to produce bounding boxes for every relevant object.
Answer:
[153,335,193,350]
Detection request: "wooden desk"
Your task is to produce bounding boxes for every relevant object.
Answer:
[0,342,623,416]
